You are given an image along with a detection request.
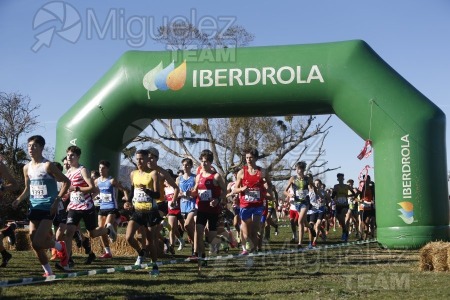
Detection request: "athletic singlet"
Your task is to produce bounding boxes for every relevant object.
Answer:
[239,166,266,208]
[67,166,93,211]
[309,190,320,210]
[196,172,221,214]
[97,176,118,210]
[179,174,196,213]
[359,181,374,210]
[292,177,309,202]
[166,185,180,214]
[335,184,349,206]
[27,159,58,211]
[131,170,157,212]
[228,181,240,209]
[316,188,327,208]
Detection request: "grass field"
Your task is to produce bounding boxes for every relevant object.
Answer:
[1,224,449,299]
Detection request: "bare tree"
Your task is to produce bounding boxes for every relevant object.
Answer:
[213,25,255,48]
[155,21,210,50]
[0,92,40,172]
[126,116,339,182]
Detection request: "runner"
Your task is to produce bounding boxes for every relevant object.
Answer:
[63,146,117,269]
[232,148,272,254]
[358,175,375,240]
[165,170,184,255]
[191,149,227,271]
[176,158,196,254]
[347,179,360,238]
[264,185,279,241]
[314,179,328,243]
[146,147,180,260]
[49,161,67,263]
[225,169,241,245]
[11,135,71,276]
[283,161,312,248]
[95,160,129,259]
[125,149,161,276]
[332,173,356,242]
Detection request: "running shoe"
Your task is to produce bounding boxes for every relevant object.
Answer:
[56,241,69,268]
[308,243,313,249]
[43,272,55,277]
[187,255,198,262]
[150,265,160,277]
[177,239,185,251]
[274,225,279,236]
[168,244,175,255]
[245,242,251,250]
[135,256,144,266]
[240,250,249,256]
[106,223,117,242]
[297,244,303,249]
[99,253,112,259]
[84,252,96,265]
[0,252,12,267]
[312,241,317,247]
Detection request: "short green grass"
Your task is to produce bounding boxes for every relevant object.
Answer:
[1,224,449,299]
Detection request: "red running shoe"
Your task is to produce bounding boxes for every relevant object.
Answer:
[57,241,69,267]
[99,253,112,259]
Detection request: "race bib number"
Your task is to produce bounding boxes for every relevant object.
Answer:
[70,191,85,204]
[336,197,347,205]
[30,185,47,199]
[244,189,260,202]
[133,188,152,210]
[180,196,190,202]
[360,201,373,210]
[295,189,307,200]
[198,189,212,201]
[100,192,112,202]
[133,188,149,203]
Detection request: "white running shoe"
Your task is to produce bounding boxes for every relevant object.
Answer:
[177,239,185,251]
[135,256,144,266]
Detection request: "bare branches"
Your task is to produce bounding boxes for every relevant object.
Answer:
[0,92,40,169]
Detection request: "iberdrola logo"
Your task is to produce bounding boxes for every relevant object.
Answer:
[143,60,187,99]
[397,201,414,224]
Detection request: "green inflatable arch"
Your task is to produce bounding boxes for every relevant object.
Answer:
[56,40,449,249]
